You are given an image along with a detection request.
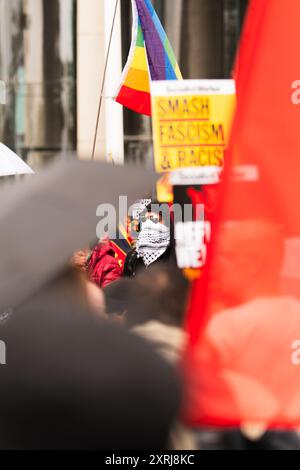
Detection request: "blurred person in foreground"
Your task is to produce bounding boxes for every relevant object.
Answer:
[128,265,190,359]
[105,265,196,450]
[190,219,300,450]
[0,270,181,450]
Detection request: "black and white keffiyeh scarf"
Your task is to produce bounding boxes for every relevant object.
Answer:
[136,220,170,267]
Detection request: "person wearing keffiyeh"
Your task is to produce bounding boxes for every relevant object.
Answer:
[124,202,171,277]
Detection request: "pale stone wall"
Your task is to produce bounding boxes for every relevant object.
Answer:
[76,0,124,163]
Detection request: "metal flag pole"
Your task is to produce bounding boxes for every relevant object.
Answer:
[91,0,120,160]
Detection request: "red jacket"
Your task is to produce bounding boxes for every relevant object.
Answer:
[87,243,122,288]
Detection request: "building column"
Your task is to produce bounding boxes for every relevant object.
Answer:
[77,0,124,163]
[180,0,224,79]
[164,0,183,60]
[23,0,44,149]
[103,0,124,165]
[0,81,5,104]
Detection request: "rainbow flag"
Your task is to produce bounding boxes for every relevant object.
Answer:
[115,0,182,116]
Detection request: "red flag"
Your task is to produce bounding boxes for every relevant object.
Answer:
[184,0,300,429]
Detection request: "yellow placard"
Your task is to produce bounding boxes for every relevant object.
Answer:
[151,80,236,173]
[156,173,173,203]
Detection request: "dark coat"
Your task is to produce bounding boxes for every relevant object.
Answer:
[123,246,172,277]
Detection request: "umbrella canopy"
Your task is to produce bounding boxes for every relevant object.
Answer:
[0,158,155,312]
[0,284,180,449]
[0,143,34,176]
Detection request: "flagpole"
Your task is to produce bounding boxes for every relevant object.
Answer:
[91,0,120,160]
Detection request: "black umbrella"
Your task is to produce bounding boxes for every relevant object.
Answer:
[0,274,180,450]
[0,158,155,312]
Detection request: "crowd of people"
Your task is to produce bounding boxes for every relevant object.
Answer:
[66,198,205,449]
[65,199,300,450]
[0,196,197,450]
[1,192,300,450]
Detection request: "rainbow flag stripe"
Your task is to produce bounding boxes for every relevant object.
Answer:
[115,0,182,116]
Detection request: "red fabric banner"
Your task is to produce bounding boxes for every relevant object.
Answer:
[184,0,300,429]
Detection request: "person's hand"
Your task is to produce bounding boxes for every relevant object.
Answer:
[70,250,88,271]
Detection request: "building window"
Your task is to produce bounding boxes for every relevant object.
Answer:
[0,0,76,169]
